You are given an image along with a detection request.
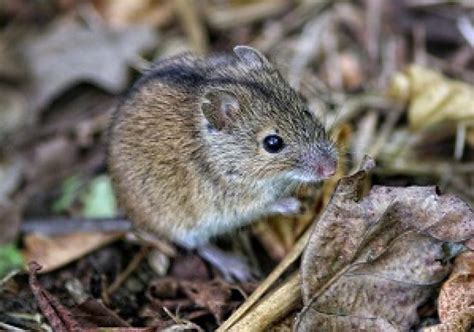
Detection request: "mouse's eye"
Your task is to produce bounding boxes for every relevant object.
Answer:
[263,134,285,153]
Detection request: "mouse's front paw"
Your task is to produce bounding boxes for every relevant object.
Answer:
[268,197,302,215]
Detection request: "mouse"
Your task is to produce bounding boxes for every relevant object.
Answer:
[108,46,337,279]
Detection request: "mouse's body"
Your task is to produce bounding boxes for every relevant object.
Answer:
[108,46,337,248]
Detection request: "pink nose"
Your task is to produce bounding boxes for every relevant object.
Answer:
[316,160,337,178]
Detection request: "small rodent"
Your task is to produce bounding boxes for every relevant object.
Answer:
[108,46,337,248]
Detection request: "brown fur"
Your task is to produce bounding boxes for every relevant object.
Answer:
[108,46,337,247]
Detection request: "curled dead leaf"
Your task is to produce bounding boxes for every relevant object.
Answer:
[296,157,473,331]
[423,251,474,331]
[28,261,80,331]
[388,65,474,131]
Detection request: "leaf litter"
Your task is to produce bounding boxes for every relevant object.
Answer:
[1,1,474,331]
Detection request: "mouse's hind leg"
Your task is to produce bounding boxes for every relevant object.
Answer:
[197,243,260,282]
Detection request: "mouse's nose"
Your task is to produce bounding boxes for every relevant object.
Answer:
[316,158,337,178]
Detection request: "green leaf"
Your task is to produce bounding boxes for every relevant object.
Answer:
[81,175,118,218]
[52,175,82,213]
[0,243,23,278]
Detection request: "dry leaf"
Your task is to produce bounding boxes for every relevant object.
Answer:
[423,251,474,331]
[93,0,174,28]
[337,52,363,91]
[28,261,80,331]
[388,65,474,131]
[181,279,233,324]
[0,200,21,245]
[23,232,122,273]
[0,85,28,138]
[20,14,158,109]
[296,157,473,331]
[72,298,131,328]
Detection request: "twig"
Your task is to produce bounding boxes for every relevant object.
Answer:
[368,105,404,159]
[174,0,208,54]
[218,229,310,331]
[365,0,382,72]
[107,246,151,296]
[252,1,330,52]
[288,13,332,89]
[205,0,289,30]
[227,272,300,332]
[454,123,466,160]
[21,217,132,236]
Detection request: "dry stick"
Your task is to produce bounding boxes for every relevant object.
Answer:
[407,0,474,7]
[252,1,330,52]
[228,272,301,332]
[174,0,209,54]
[352,112,379,167]
[107,246,151,296]
[21,217,132,236]
[365,0,382,73]
[218,229,310,331]
[288,13,331,89]
[367,105,404,159]
[205,0,288,30]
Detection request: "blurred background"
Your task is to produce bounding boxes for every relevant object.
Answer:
[1,0,474,329]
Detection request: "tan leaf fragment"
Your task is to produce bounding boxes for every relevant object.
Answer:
[423,251,474,331]
[388,65,474,131]
[296,157,474,331]
[23,232,123,273]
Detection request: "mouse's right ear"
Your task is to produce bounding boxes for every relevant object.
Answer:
[200,90,239,131]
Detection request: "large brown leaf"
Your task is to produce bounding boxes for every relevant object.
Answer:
[20,14,157,109]
[296,157,474,331]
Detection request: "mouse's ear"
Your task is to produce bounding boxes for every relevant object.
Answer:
[200,90,239,131]
[233,45,271,70]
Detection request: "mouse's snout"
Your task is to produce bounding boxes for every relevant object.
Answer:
[293,144,338,182]
[316,156,337,178]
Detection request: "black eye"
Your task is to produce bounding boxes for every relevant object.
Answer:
[263,134,284,153]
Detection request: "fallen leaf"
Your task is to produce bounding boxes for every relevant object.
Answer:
[23,232,123,273]
[0,199,21,244]
[170,254,210,280]
[81,175,118,218]
[0,32,26,81]
[181,279,233,324]
[0,156,24,200]
[26,136,78,182]
[439,251,474,323]
[146,276,241,326]
[0,243,23,277]
[296,157,473,331]
[388,65,474,131]
[52,175,82,214]
[337,52,363,91]
[72,298,130,328]
[93,0,174,28]
[0,85,28,139]
[28,262,154,330]
[20,14,158,109]
[28,261,80,331]
[423,251,474,331]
